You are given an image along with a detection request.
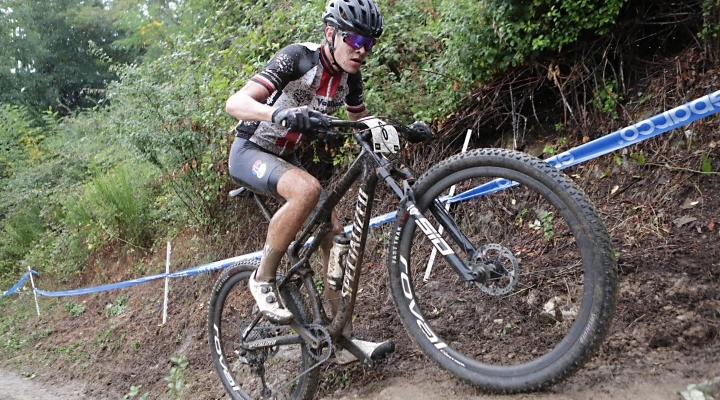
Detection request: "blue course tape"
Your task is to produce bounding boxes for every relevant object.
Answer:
[1,270,38,296]
[32,251,264,297]
[167,251,262,278]
[34,272,168,297]
[449,89,720,204]
[5,89,719,298]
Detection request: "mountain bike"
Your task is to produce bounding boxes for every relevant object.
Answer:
[207,117,618,399]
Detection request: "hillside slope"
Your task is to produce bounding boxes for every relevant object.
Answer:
[1,48,719,400]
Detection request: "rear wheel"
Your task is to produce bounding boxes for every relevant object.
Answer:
[208,261,319,400]
[388,149,617,393]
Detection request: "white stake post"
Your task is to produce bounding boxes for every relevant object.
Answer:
[28,266,40,316]
[424,129,473,281]
[162,241,171,324]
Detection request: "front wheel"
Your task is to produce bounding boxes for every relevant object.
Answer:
[387,149,617,393]
[207,260,319,400]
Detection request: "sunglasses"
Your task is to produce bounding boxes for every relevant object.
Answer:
[339,30,377,51]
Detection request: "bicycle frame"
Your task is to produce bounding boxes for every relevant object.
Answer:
[269,125,483,353]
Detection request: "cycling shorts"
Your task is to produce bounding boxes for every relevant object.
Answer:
[228,137,303,199]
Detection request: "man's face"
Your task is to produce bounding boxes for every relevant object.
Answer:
[326,27,376,74]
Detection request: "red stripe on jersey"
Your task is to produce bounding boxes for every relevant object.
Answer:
[274,131,302,152]
[251,75,275,93]
[316,70,342,98]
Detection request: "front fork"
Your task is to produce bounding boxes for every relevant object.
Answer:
[401,189,488,283]
[378,163,487,283]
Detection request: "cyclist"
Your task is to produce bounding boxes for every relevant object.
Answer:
[225,0,394,364]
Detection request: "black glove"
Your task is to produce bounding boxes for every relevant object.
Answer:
[405,121,433,143]
[272,106,312,132]
[272,107,332,133]
[307,110,332,129]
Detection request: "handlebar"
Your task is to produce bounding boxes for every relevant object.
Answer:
[308,117,433,144]
[309,117,366,130]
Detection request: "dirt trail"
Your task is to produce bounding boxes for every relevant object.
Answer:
[1,361,715,400]
[323,363,719,400]
[0,368,86,400]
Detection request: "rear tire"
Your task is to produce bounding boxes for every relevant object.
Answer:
[387,149,617,393]
[208,260,319,400]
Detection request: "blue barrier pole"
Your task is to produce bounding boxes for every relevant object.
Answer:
[449,89,720,204]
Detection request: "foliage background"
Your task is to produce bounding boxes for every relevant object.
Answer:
[1,0,719,287]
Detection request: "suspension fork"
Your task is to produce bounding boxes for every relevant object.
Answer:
[392,176,482,282]
[373,153,480,282]
[427,199,477,257]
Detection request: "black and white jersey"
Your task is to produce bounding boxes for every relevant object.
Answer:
[235,43,366,156]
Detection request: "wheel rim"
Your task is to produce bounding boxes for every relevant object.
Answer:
[397,164,602,381]
[210,267,317,399]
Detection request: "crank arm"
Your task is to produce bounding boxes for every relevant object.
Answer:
[337,335,375,368]
[241,333,305,351]
[290,320,321,349]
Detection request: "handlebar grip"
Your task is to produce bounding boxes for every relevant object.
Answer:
[309,117,325,127]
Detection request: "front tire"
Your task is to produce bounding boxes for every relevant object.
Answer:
[208,260,319,399]
[387,149,617,393]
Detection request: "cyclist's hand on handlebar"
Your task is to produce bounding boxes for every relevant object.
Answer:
[271,107,332,133]
[271,106,313,132]
[405,121,433,143]
[307,110,332,129]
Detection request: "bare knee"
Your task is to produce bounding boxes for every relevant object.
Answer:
[278,170,321,209]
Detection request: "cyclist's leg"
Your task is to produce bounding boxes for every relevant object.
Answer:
[229,137,321,323]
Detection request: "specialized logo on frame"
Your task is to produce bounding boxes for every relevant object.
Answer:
[252,160,267,178]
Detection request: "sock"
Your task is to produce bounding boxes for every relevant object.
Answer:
[255,243,284,282]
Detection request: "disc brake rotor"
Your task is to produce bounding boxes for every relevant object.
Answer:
[472,244,520,296]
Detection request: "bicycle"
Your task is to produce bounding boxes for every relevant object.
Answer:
[207,117,618,399]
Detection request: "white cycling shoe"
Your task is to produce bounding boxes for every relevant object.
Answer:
[335,338,395,365]
[248,270,294,325]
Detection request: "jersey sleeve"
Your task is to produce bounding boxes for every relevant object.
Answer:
[345,71,366,114]
[250,44,318,94]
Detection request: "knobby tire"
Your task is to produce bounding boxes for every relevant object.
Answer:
[207,260,319,400]
[387,148,618,393]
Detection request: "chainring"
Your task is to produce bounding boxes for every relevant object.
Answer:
[304,324,332,362]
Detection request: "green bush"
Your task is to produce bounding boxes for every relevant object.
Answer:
[65,163,159,249]
[699,0,720,61]
[2,206,45,259]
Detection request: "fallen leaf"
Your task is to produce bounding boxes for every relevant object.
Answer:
[673,216,698,227]
[681,198,701,209]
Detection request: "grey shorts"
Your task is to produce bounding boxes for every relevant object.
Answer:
[228,137,327,220]
[229,137,302,199]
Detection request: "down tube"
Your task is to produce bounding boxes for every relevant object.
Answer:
[329,162,378,339]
